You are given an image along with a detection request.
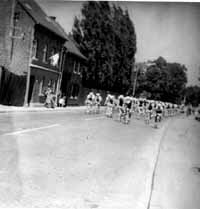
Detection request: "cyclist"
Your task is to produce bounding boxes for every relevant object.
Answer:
[123,96,133,124]
[117,95,125,122]
[105,94,115,118]
[154,103,163,128]
[95,93,102,114]
[85,92,95,114]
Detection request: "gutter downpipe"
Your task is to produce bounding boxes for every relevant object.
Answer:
[55,46,66,105]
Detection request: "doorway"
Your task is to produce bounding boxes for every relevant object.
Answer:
[28,75,35,105]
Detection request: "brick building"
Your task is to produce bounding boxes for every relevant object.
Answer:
[61,36,87,106]
[0,0,67,106]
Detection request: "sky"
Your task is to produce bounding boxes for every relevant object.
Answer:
[36,0,200,86]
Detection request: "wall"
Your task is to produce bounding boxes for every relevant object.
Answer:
[32,25,64,72]
[0,0,15,69]
[0,0,35,106]
[28,24,66,105]
[10,1,34,75]
[61,53,84,105]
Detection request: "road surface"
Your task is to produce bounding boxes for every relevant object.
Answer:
[0,110,199,209]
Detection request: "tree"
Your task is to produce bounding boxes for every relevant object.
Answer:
[185,86,200,107]
[135,57,187,104]
[71,1,137,94]
[164,62,187,103]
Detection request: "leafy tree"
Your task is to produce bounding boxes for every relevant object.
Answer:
[71,1,137,93]
[165,62,187,103]
[185,86,200,107]
[136,57,187,104]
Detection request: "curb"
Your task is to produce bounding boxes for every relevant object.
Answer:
[0,106,107,114]
[0,106,86,113]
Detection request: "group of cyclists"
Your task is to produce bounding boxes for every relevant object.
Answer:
[85,92,103,114]
[85,91,182,128]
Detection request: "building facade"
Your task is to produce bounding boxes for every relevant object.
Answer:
[0,0,67,106]
[61,37,87,106]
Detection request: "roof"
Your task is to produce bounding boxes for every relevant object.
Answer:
[18,0,67,40]
[64,37,87,60]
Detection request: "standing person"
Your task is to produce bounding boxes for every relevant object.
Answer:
[50,91,56,108]
[59,95,66,107]
[44,86,52,108]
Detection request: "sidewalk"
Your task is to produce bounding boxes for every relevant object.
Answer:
[0,104,86,113]
[149,116,200,209]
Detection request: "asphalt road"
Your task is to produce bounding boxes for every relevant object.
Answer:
[0,110,199,209]
[150,116,200,209]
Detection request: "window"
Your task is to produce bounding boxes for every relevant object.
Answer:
[77,62,81,74]
[14,12,20,23]
[42,44,48,63]
[73,61,81,75]
[52,80,56,93]
[50,47,56,65]
[47,79,56,93]
[48,79,52,87]
[39,77,45,96]
[70,83,80,99]
[73,61,77,73]
[32,39,38,59]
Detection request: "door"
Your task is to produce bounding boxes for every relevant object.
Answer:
[28,75,35,104]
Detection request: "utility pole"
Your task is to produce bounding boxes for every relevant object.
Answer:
[132,63,139,97]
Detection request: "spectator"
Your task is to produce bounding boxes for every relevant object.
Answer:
[59,95,66,107]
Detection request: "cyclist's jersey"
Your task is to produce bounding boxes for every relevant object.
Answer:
[124,97,132,110]
[119,98,124,107]
[109,97,114,105]
[96,96,102,103]
[105,95,111,105]
[139,100,143,107]
[87,94,94,101]
[156,106,163,114]
[148,104,153,111]
[126,101,132,109]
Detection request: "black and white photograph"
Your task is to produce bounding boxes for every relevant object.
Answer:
[0,0,200,208]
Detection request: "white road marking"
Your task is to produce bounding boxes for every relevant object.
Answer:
[84,116,105,121]
[4,124,60,136]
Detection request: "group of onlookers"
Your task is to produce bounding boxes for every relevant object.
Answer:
[44,87,66,108]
